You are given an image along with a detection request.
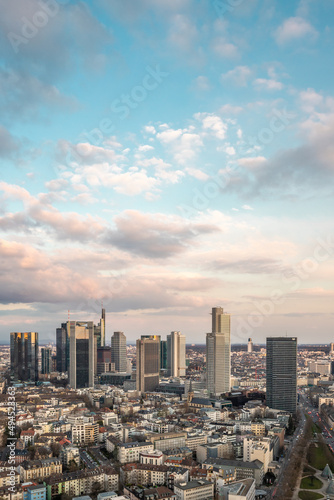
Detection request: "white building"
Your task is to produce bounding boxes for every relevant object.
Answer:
[174,480,214,500]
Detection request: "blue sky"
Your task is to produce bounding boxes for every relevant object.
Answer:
[0,0,334,344]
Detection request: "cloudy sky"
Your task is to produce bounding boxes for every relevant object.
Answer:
[0,0,334,345]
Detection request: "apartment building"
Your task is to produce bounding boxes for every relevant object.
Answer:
[174,480,214,500]
[72,422,99,445]
[19,458,62,482]
[118,442,154,464]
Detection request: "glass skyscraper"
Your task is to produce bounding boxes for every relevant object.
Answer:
[10,332,39,382]
[266,336,297,413]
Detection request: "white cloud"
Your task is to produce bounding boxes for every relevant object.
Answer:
[138,145,154,152]
[219,104,243,115]
[238,156,267,169]
[299,88,323,113]
[275,17,318,45]
[253,78,283,91]
[193,76,211,91]
[144,125,156,134]
[185,168,209,181]
[221,66,252,87]
[226,146,236,156]
[212,37,239,59]
[195,113,227,140]
[242,205,254,210]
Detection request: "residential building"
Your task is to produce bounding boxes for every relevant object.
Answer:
[10,332,39,382]
[266,337,297,413]
[71,422,99,445]
[118,442,155,464]
[206,307,231,396]
[218,478,255,500]
[19,458,62,482]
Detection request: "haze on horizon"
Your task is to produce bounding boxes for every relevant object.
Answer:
[0,0,334,345]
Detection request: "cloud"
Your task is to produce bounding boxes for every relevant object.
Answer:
[105,210,220,258]
[212,37,239,59]
[238,157,267,169]
[219,104,243,115]
[0,126,20,157]
[275,17,318,45]
[221,66,252,87]
[195,113,227,140]
[253,78,283,91]
[193,76,211,91]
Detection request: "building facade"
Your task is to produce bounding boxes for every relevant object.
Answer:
[266,337,297,413]
[136,336,160,393]
[10,332,39,382]
[68,321,95,389]
[167,331,186,378]
[41,348,52,375]
[206,307,231,396]
[111,331,127,372]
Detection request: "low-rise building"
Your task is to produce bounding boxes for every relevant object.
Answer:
[118,442,154,464]
[174,480,214,500]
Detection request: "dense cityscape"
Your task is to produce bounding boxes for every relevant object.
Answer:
[2,1,334,500]
[1,307,334,500]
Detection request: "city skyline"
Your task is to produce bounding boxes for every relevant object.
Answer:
[1,1,334,343]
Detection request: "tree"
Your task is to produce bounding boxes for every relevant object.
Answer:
[51,442,62,457]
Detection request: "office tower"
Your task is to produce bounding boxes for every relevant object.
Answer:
[68,321,95,389]
[248,338,253,353]
[56,323,68,373]
[266,337,297,413]
[167,331,186,377]
[94,308,106,347]
[41,347,52,374]
[160,340,167,370]
[10,332,39,382]
[97,346,113,375]
[206,307,231,396]
[136,336,160,393]
[330,342,334,354]
[111,331,127,372]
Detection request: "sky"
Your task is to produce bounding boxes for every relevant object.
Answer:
[0,0,334,345]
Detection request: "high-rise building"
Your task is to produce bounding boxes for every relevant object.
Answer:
[10,332,39,382]
[94,308,106,347]
[136,336,160,393]
[266,337,297,413]
[97,346,113,375]
[56,323,68,373]
[248,338,253,353]
[160,340,167,370]
[68,321,95,389]
[330,342,334,354]
[167,331,186,377]
[41,347,52,374]
[206,307,231,396]
[111,331,127,372]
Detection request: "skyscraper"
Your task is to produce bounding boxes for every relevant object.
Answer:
[167,331,186,377]
[248,338,253,353]
[266,337,297,413]
[94,308,106,347]
[111,331,127,372]
[10,332,39,382]
[56,323,68,373]
[160,340,168,370]
[41,347,52,374]
[68,321,95,389]
[206,307,231,396]
[136,336,160,393]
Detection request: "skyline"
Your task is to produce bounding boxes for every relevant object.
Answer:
[1,0,334,343]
